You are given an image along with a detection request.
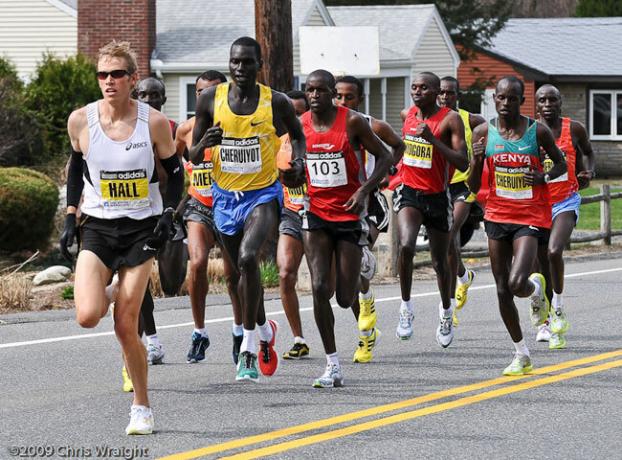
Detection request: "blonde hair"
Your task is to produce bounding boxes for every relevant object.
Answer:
[97,40,138,74]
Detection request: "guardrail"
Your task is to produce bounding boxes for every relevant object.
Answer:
[388,184,622,276]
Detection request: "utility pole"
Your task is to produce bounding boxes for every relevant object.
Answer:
[255,0,294,91]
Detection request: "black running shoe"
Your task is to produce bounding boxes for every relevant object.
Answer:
[282,342,310,360]
[187,331,210,363]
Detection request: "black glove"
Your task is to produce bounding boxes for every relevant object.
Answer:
[59,214,77,262]
[145,208,175,249]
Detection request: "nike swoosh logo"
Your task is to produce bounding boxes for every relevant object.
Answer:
[143,244,157,252]
[518,146,530,151]
[529,226,539,231]
[250,120,264,126]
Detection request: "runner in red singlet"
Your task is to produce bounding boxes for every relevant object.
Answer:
[468,76,566,375]
[302,70,391,388]
[393,72,468,349]
[534,84,595,349]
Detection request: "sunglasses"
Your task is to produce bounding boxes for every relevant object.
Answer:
[96,69,131,80]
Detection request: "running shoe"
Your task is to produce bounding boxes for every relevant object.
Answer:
[503,354,533,376]
[282,342,310,360]
[147,343,165,365]
[125,405,154,435]
[396,305,414,340]
[358,291,377,332]
[529,273,550,327]
[550,308,570,334]
[312,363,344,388]
[436,313,454,348]
[258,320,279,376]
[536,323,552,342]
[455,269,475,310]
[187,331,210,363]
[236,351,259,382]
[232,333,243,365]
[121,366,133,393]
[549,333,567,350]
[353,328,379,363]
[360,245,377,280]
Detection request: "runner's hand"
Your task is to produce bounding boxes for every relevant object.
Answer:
[59,214,77,262]
[146,209,175,249]
[413,122,434,142]
[344,188,366,214]
[472,138,485,163]
[199,121,223,148]
[524,168,544,186]
[577,170,592,190]
[280,158,306,188]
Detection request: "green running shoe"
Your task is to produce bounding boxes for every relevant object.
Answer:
[503,354,533,376]
[549,333,567,350]
[550,308,570,334]
[236,351,259,382]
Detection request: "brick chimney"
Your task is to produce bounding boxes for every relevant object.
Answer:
[78,0,156,77]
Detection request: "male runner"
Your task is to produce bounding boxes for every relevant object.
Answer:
[302,69,392,387]
[190,37,306,382]
[277,90,312,359]
[534,84,595,349]
[468,76,566,375]
[334,75,405,363]
[61,41,183,434]
[394,72,468,348]
[174,70,246,364]
[438,76,486,326]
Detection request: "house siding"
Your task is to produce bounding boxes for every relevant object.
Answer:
[162,73,181,122]
[459,49,535,117]
[0,0,77,79]
[411,17,456,80]
[386,77,406,131]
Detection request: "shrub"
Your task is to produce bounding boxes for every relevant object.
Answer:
[260,261,279,288]
[0,57,44,167]
[25,53,100,161]
[0,167,59,252]
[0,273,31,312]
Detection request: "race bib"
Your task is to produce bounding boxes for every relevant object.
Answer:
[494,166,532,199]
[543,153,568,183]
[100,169,149,209]
[403,135,433,169]
[219,137,262,174]
[287,184,306,205]
[306,152,347,188]
[191,162,213,197]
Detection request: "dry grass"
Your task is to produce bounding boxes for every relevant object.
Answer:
[149,257,227,298]
[0,273,32,313]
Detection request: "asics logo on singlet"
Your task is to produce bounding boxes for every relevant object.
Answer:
[311,143,334,150]
[125,141,149,151]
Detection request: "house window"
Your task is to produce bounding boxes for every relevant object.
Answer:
[186,83,197,119]
[589,90,622,140]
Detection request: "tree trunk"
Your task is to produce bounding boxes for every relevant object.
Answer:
[255,0,294,92]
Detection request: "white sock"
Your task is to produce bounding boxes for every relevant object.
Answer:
[294,336,305,345]
[439,301,452,318]
[131,404,151,413]
[257,321,273,343]
[513,339,530,357]
[146,334,160,347]
[529,277,541,297]
[241,328,257,354]
[401,299,414,313]
[326,352,339,366]
[552,293,563,310]
[232,323,243,337]
[360,288,373,300]
[458,270,470,284]
[194,327,207,337]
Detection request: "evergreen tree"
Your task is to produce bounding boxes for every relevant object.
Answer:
[575,0,622,16]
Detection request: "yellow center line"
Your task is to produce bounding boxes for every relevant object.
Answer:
[158,349,622,460]
[223,358,622,459]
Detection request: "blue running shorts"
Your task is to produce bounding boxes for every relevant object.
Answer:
[552,191,581,223]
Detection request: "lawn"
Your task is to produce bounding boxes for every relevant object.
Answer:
[577,183,622,231]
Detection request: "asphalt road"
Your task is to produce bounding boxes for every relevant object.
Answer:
[1,256,622,460]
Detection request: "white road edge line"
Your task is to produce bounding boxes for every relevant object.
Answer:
[1,266,620,350]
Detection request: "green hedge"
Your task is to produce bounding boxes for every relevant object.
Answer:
[0,167,59,252]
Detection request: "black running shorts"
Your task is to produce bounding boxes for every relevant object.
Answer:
[366,189,390,233]
[392,184,452,233]
[484,220,550,242]
[279,208,303,241]
[302,211,368,246]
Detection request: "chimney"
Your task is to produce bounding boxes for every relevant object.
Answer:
[78,0,156,77]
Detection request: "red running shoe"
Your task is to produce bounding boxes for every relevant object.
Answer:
[259,320,279,377]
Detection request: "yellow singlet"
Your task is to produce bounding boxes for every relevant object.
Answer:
[212,83,281,191]
[451,108,472,184]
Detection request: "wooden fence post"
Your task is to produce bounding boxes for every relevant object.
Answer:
[600,184,611,245]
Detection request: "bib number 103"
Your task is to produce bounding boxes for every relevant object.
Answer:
[307,156,347,188]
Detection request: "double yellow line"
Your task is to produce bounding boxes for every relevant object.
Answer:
[160,350,622,460]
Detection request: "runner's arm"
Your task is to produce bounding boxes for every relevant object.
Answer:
[372,118,405,166]
[275,92,306,187]
[175,119,192,158]
[352,113,392,194]
[151,110,183,210]
[189,86,218,165]
[66,109,86,215]
[468,113,486,131]
[572,120,596,180]
[443,111,468,171]
[467,123,488,193]
[528,122,566,185]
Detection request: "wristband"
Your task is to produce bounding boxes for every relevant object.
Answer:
[544,174,551,184]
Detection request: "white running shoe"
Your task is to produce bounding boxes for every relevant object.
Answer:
[125,405,154,435]
[360,246,377,280]
[536,323,551,342]
[147,343,165,365]
[436,314,454,348]
[396,305,414,340]
[529,273,550,326]
[312,363,344,388]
